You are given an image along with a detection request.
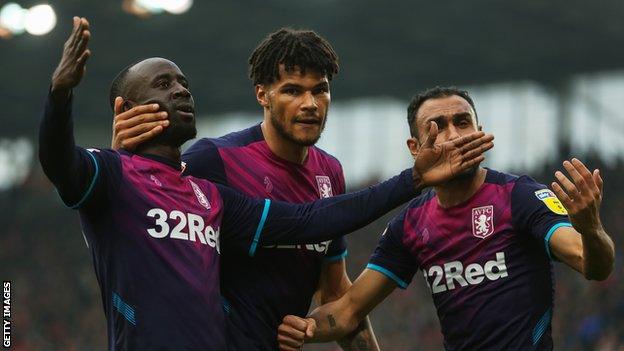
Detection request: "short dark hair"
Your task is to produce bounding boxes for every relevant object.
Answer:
[108,61,140,111]
[248,28,339,86]
[407,86,478,137]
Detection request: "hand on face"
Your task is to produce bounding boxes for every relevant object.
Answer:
[410,121,494,188]
[277,315,316,351]
[111,98,168,150]
[51,17,91,94]
[110,59,195,150]
[551,158,604,234]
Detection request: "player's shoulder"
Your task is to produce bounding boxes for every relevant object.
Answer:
[510,173,548,194]
[484,168,521,185]
[85,147,119,156]
[406,188,437,211]
[207,123,264,149]
[184,124,264,157]
[483,168,549,200]
[84,147,123,164]
[312,145,341,166]
[310,145,344,178]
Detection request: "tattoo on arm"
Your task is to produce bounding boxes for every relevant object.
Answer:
[337,321,377,351]
[328,314,337,328]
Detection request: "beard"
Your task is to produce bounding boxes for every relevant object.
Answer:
[269,107,327,147]
[145,111,197,148]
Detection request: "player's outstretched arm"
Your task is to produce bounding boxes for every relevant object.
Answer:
[111,97,168,150]
[220,130,493,251]
[278,270,396,350]
[549,158,615,280]
[317,261,380,351]
[39,17,97,205]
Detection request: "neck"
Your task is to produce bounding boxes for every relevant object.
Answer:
[434,168,487,208]
[260,117,309,165]
[135,144,181,164]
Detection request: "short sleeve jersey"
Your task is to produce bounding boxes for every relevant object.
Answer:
[182,124,347,350]
[368,169,572,351]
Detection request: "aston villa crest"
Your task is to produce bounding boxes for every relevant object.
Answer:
[471,205,494,239]
[189,179,211,210]
[315,176,333,198]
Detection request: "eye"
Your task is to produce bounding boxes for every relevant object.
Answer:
[283,88,299,96]
[314,86,329,95]
[458,119,471,127]
[157,80,170,89]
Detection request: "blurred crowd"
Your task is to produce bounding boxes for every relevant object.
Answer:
[2,156,622,350]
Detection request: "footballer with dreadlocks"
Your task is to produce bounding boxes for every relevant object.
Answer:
[43,19,496,350]
[111,28,379,350]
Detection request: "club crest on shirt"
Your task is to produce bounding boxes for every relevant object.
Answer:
[316,176,333,198]
[472,205,494,239]
[534,189,568,215]
[264,176,273,194]
[421,228,430,245]
[188,179,211,210]
[150,174,162,187]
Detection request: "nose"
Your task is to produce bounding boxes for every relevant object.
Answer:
[300,91,318,112]
[447,124,461,141]
[172,82,191,100]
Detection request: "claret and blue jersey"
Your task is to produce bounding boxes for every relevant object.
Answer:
[40,94,416,351]
[368,169,571,351]
[183,124,348,350]
[73,149,234,350]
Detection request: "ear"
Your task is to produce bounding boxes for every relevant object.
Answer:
[478,124,483,132]
[122,100,133,112]
[255,84,270,108]
[406,137,420,160]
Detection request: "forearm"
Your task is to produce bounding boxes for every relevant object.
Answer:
[318,268,380,351]
[580,227,615,280]
[39,88,76,182]
[39,89,95,205]
[307,301,361,343]
[261,169,418,245]
[336,317,379,351]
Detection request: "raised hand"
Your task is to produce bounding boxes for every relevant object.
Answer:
[278,315,316,351]
[51,17,91,95]
[411,121,494,187]
[111,97,168,150]
[551,158,603,234]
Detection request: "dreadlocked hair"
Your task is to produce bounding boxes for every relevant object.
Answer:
[248,28,339,85]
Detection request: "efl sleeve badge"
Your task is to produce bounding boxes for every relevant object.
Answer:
[534,189,568,215]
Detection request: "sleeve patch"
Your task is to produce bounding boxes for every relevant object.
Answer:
[534,189,568,215]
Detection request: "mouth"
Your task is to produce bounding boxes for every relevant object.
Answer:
[294,117,322,126]
[175,104,195,121]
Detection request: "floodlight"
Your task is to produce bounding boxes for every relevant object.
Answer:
[162,0,192,14]
[0,3,26,34]
[24,4,56,36]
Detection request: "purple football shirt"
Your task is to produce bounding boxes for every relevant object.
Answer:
[368,169,572,351]
[39,92,419,351]
[76,150,231,350]
[183,124,348,350]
